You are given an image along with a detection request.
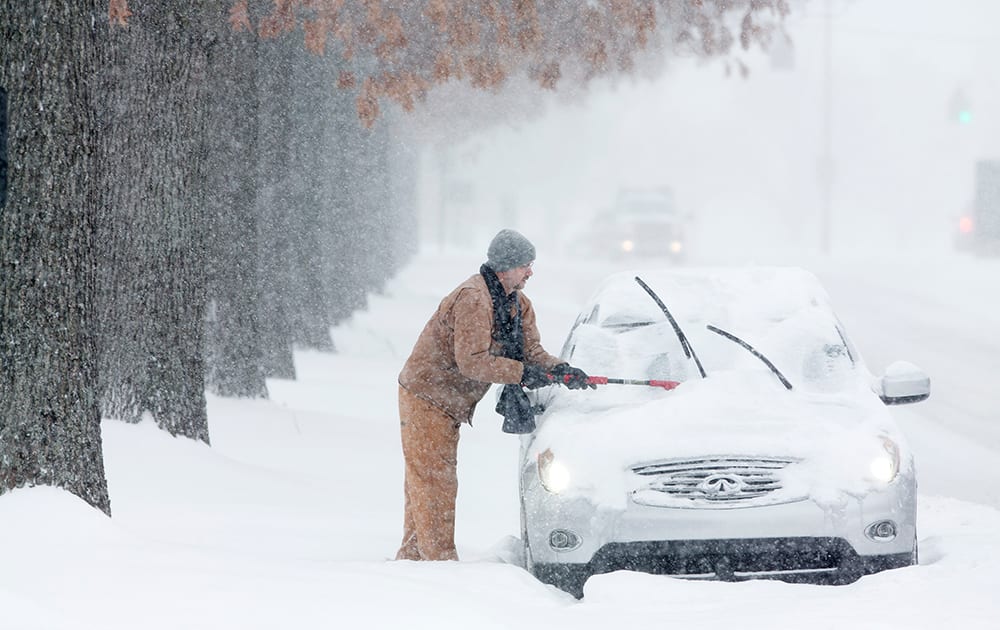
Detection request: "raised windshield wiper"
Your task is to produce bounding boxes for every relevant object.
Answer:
[634,276,707,378]
[706,324,793,390]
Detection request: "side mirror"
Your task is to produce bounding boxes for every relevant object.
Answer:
[879,361,930,405]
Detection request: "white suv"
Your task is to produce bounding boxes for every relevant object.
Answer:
[519,268,928,597]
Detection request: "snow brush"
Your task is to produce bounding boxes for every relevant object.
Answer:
[585,376,680,390]
[542,373,680,390]
[549,374,680,391]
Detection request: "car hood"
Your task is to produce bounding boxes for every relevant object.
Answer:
[524,370,911,510]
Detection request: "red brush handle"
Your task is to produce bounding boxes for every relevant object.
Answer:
[647,379,680,390]
[585,376,680,390]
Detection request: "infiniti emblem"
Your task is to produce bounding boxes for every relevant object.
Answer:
[699,474,744,496]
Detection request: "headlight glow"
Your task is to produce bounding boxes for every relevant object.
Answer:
[621,239,635,253]
[869,456,896,482]
[538,448,571,494]
[669,240,683,254]
[869,437,900,483]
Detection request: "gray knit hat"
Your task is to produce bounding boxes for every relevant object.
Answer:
[486,229,536,272]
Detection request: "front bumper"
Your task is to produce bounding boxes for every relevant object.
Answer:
[532,538,913,598]
[589,536,912,580]
[522,476,916,580]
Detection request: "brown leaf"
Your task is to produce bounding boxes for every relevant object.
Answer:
[425,0,450,30]
[513,0,539,50]
[380,12,407,53]
[357,77,380,128]
[337,71,357,89]
[382,71,428,112]
[433,52,453,83]
[304,19,327,55]
[586,41,608,74]
[229,1,253,33]
[333,19,352,44]
[109,0,132,27]
[464,55,506,89]
[258,0,295,39]
[534,61,561,90]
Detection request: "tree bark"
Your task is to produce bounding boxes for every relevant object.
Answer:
[285,47,336,352]
[384,116,420,277]
[96,1,213,442]
[254,37,297,380]
[0,1,111,514]
[203,5,268,399]
[326,105,372,324]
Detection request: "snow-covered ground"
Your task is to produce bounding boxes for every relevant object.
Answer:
[3,248,998,629]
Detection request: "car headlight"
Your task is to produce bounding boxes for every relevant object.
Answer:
[669,240,683,254]
[538,448,571,494]
[869,437,900,483]
[621,239,635,253]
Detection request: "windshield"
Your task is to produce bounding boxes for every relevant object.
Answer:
[557,268,863,394]
[614,195,678,225]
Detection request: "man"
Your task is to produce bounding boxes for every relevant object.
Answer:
[395,229,594,561]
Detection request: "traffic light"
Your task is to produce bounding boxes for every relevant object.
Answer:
[950,88,972,125]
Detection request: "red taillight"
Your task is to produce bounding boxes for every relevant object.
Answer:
[959,215,974,234]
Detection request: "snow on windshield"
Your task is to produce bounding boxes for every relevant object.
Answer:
[562,266,862,391]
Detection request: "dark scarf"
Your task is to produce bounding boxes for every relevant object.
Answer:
[481,264,524,360]
[480,264,535,434]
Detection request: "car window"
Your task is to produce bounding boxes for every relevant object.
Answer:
[564,319,691,382]
[563,303,859,392]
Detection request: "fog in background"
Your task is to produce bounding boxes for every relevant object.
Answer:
[415,0,999,263]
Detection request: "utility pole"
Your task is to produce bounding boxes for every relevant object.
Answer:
[819,0,834,255]
[437,145,449,252]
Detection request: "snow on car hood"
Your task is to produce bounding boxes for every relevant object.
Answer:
[525,370,910,511]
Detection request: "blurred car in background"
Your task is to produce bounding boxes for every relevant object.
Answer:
[519,268,929,598]
[571,188,687,262]
[954,203,975,252]
[957,160,1000,255]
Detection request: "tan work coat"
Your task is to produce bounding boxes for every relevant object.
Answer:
[398,273,562,423]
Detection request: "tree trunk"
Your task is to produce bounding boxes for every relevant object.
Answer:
[0,1,111,514]
[332,119,394,320]
[326,106,372,324]
[395,132,421,267]
[96,1,212,442]
[286,48,336,352]
[203,6,268,399]
[0,86,8,209]
[385,115,420,276]
[254,38,298,380]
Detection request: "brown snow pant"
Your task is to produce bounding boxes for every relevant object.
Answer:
[395,386,462,561]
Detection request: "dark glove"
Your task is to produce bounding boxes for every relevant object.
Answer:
[520,364,554,389]
[551,363,596,390]
[496,384,536,434]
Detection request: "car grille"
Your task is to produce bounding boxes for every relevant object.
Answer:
[630,456,802,508]
[588,537,863,584]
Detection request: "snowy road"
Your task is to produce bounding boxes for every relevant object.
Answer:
[815,256,1000,508]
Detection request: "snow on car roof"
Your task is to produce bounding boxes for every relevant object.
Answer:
[563,267,854,388]
[586,267,834,332]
